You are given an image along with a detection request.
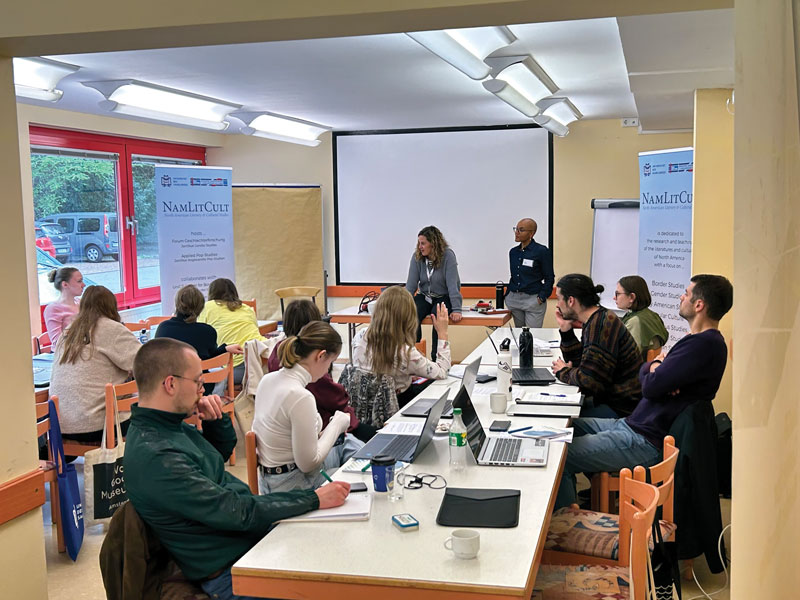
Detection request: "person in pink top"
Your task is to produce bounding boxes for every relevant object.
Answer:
[43,267,85,347]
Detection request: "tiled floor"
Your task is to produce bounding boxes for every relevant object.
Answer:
[44,460,732,600]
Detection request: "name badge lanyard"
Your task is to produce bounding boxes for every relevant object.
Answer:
[425,260,435,302]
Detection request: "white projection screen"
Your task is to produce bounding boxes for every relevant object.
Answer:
[334,126,552,285]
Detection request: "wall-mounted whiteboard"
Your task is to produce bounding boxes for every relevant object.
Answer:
[590,199,639,309]
[334,126,552,284]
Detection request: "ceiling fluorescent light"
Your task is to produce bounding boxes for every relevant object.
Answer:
[537,117,569,137]
[535,97,582,126]
[13,57,79,102]
[83,80,238,130]
[235,111,330,147]
[482,79,540,117]
[485,55,558,107]
[406,26,516,80]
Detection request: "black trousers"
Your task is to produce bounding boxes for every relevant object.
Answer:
[413,294,452,361]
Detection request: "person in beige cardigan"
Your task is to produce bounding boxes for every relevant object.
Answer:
[49,285,142,442]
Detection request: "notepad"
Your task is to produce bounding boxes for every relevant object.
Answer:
[279,492,372,522]
[340,458,406,473]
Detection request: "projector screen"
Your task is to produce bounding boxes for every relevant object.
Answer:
[334,126,552,285]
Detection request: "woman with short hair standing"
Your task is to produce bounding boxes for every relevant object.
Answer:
[43,267,85,346]
[405,225,462,360]
[252,321,351,493]
[49,285,141,441]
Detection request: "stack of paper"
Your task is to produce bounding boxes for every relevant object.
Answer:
[279,492,372,522]
[518,391,582,405]
[511,426,573,443]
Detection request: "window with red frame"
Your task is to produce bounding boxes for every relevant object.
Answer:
[30,127,205,314]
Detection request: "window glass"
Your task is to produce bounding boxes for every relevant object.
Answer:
[77,218,100,232]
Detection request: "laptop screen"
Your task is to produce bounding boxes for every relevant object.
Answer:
[410,391,449,461]
[461,356,481,397]
[451,386,486,460]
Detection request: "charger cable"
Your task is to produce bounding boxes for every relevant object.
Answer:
[686,523,731,600]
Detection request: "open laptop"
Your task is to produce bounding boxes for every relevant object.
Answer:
[486,330,555,385]
[452,386,549,467]
[401,357,480,418]
[353,391,448,462]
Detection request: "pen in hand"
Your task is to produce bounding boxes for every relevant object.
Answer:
[320,470,334,483]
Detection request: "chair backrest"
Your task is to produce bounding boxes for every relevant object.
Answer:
[144,315,170,327]
[617,470,659,600]
[338,363,398,428]
[34,391,56,440]
[274,287,320,316]
[241,298,257,316]
[104,381,138,449]
[34,331,52,355]
[245,431,259,494]
[200,353,234,398]
[123,321,147,332]
[646,347,661,362]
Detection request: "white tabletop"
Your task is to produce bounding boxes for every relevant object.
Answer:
[329,305,513,327]
[232,332,573,599]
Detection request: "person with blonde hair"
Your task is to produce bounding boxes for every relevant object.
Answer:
[405,225,462,360]
[352,285,451,406]
[49,285,141,441]
[252,321,351,493]
[43,266,85,346]
[156,284,243,394]
[198,278,263,385]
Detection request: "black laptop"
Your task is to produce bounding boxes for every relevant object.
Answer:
[511,367,556,386]
[401,357,481,418]
[353,391,448,462]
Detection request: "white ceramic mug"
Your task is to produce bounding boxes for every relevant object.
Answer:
[490,392,508,414]
[444,529,480,559]
[367,301,377,316]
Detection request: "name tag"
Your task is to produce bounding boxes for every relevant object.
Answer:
[522,258,534,268]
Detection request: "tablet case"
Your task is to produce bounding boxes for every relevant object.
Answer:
[436,487,521,528]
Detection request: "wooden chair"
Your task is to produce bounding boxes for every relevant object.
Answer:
[592,435,677,513]
[241,298,257,316]
[646,347,661,362]
[414,340,427,356]
[274,287,320,317]
[543,436,678,568]
[144,315,170,327]
[534,472,659,600]
[245,431,259,494]
[198,353,237,465]
[104,380,138,449]
[33,331,52,354]
[34,391,65,553]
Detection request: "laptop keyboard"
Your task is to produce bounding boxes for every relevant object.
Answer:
[380,435,418,460]
[489,437,522,462]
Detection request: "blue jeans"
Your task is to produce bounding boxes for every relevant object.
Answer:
[555,418,660,509]
[200,568,270,600]
[323,433,365,471]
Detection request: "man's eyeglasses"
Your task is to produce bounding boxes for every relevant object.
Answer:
[397,472,447,489]
[512,227,530,233]
[170,374,205,389]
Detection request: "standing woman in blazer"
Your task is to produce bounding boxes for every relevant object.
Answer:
[405,225,462,360]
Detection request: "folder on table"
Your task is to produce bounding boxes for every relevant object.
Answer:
[436,487,521,528]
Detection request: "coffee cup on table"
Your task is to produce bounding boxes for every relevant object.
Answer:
[370,454,395,493]
[444,529,480,559]
[490,392,508,414]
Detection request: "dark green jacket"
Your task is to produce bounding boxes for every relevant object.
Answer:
[124,405,319,580]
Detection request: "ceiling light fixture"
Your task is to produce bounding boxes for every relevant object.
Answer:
[406,26,516,80]
[235,111,330,147]
[533,98,582,137]
[83,79,239,131]
[13,57,79,102]
[483,55,558,117]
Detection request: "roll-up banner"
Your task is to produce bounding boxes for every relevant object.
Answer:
[155,166,235,309]
[637,148,693,349]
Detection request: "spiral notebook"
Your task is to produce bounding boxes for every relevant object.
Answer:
[278,492,372,523]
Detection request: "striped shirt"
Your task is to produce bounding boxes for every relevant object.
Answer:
[556,307,643,416]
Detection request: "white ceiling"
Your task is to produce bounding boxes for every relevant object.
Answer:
[23,9,733,135]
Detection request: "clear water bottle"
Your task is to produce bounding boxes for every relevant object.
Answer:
[519,327,533,368]
[449,408,468,472]
[139,328,149,344]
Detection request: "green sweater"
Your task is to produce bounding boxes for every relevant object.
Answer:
[124,405,319,580]
[621,308,669,354]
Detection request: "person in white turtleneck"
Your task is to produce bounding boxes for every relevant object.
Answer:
[252,320,351,494]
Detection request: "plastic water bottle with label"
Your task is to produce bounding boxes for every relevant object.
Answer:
[449,408,468,472]
[139,328,149,344]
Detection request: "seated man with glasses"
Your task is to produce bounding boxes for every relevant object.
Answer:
[124,338,351,600]
[505,218,554,328]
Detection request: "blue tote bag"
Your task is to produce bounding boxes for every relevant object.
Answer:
[48,400,84,561]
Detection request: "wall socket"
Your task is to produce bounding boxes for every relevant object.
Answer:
[621,118,639,127]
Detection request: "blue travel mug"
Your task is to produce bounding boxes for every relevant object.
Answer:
[370,454,395,493]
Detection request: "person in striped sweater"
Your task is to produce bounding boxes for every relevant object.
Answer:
[551,273,643,418]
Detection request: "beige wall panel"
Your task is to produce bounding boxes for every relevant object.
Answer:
[692,89,734,416]
[0,58,47,599]
[233,187,324,320]
[733,0,800,596]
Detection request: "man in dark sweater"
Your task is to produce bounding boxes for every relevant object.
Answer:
[554,274,733,509]
[124,337,350,600]
[551,274,643,417]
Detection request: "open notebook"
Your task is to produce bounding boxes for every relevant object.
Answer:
[278,492,372,523]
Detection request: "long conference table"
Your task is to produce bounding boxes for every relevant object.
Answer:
[232,328,580,600]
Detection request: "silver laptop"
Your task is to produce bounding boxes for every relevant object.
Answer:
[452,386,549,467]
[354,391,448,462]
[401,357,480,419]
